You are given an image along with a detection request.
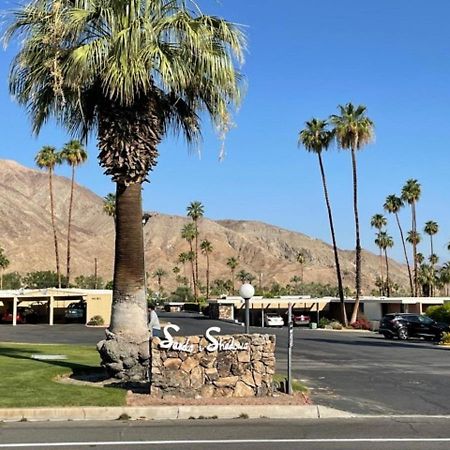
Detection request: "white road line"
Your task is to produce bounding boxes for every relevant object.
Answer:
[2,438,450,447]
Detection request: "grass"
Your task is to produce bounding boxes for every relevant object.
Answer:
[0,343,126,408]
[273,373,308,394]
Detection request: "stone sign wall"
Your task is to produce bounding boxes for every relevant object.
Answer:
[150,333,275,398]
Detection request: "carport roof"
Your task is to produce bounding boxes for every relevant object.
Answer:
[0,288,87,299]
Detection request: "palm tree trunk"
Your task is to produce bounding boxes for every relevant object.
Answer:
[350,148,361,324]
[378,247,384,295]
[194,222,199,300]
[395,213,414,296]
[231,269,236,294]
[49,168,61,288]
[300,263,304,283]
[206,253,210,300]
[317,153,347,326]
[66,165,75,286]
[430,235,434,257]
[384,249,390,297]
[0,268,3,290]
[109,182,148,339]
[189,242,197,301]
[412,202,418,296]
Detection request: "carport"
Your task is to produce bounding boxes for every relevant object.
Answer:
[0,289,85,326]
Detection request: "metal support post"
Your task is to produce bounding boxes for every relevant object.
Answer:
[287,302,293,395]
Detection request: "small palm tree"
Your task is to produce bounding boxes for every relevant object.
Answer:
[402,179,421,296]
[330,103,374,323]
[178,252,190,288]
[298,118,347,325]
[375,231,394,297]
[371,213,387,289]
[384,195,413,296]
[226,257,239,294]
[187,201,204,299]
[424,221,439,258]
[296,251,306,283]
[416,252,425,265]
[236,269,251,283]
[152,268,167,296]
[103,193,116,220]
[0,247,10,290]
[60,140,88,285]
[200,239,213,300]
[181,223,198,300]
[35,146,62,288]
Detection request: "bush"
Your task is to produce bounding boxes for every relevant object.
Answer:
[318,317,331,328]
[330,321,342,330]
[426,304,450,324]
[440,332,450,345]
[87,315,104,326]
[350,318,372,330]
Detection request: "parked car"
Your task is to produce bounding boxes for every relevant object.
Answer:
[264,313,284,327]
[1,307,38,324]
[379,313,449,341]
[64,301,86,323]
[292,313,311,326]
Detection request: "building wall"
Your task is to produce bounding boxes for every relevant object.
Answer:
[85,292,112,326]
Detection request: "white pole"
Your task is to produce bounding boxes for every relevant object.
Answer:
[287,302,293,395]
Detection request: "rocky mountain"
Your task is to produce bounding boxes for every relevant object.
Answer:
[0,159,408,293]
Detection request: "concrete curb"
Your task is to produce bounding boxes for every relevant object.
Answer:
[0,405,356,422]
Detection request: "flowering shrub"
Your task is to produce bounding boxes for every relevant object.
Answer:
[350,318,372,330]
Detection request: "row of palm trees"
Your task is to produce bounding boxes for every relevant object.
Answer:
[35,142,88,287]
[298,103,374,325]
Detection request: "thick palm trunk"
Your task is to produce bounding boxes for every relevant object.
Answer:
[412,202,418,296]
[317,153,347,326]
[98,183,150,381]
[0,268,3,290]
[384,249,390,297]
[206,253,210,300]
[350,148,361,324]
[49,169,61,288]
[395,213,414,296]
[66,165,75,286]
[194,223,199,300]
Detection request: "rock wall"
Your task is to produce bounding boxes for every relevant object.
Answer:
[150,334,275,397]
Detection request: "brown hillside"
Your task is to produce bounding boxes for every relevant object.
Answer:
[0,159,408,293]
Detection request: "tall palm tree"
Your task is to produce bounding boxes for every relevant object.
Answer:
[226,257,239,294]
[181,223,198,299]
[187,201,204,300]
[298,118,347,325]
[152,268,167,296]
[103,193,116,219]
[35,146,62,288]
[402,179,421,296]
[178,252,190,288]
[296,251,306,283]
[424,221,439,258]
[0,247,10,290]
[60,140,88,285]
[370,213,387,289]
[440,262,450,296]
[200,239,213,300]
[6,0,244,379]
[330,103,374,323]
[375,231,394,297]
[384,194,414,296]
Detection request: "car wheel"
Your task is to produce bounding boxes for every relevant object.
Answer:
[397,327,408,340]
[383,332,393,340]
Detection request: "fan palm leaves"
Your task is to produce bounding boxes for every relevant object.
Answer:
[384,194,414,296]
[60,140,88,285]
[375,231,394,297]
[103,193,116,219]
[6,0,245,378]
[402,179,421,296]
[200,239,213,300]
[298,118,347,325]
[424,221,439,257]
[330,103,374,323]
[152,268,167,295]
[35,146,62,288]
[226,257,239,294]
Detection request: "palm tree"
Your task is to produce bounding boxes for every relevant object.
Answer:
[6,0,244,379]
[103,193,116,220]
[226,257,239,294]
[296,251,306,283]
[416,252,425,265]
[424,221,439,258]
[384,194,414,296]
[298,118,347,325]
[178,252,190,288]
[330,103,374,323]
[152,268,167,296]
[35,146,62,288]
[0,247,10,290]
[200,239,213,300]
[187,201,204,299]
[60,140,88,285]
[181,223,198,299]
[440,262,450,296]
[402,179,421,296]
[375,231,394,297]
[370,213,387,290]
[236,269,251,283]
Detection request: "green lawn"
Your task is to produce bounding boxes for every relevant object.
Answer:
[0,343,126,408]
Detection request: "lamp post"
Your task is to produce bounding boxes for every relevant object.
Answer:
[239,282,255,334]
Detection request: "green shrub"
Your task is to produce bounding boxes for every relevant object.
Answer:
[87,315,105,326]
[426,304,450,324]
[318,317,331,328]
[440,332,450,345]
[330,321,343,330]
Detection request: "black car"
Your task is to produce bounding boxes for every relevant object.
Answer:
[379,313,449,341]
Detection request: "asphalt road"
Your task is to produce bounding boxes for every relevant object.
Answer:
[1,417,450,449]
[1,312,450,415]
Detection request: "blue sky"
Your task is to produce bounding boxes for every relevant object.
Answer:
[1,0,450,262]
